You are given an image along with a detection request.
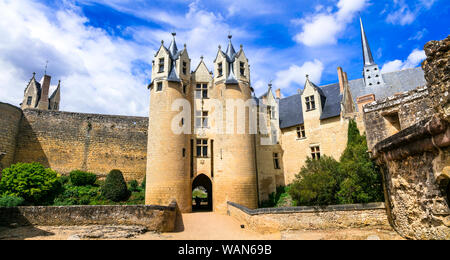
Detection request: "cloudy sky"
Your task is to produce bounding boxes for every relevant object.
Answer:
[0,0,448,116]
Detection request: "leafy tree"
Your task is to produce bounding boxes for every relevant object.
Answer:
[0,163,60,205]
[337,120,384,204]
[101,169,130,202]
[289,156,341,206]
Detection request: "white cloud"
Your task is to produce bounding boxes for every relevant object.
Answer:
[274,60,324,94]
[385,0,437,26]
[0,0,154,116]
[408,28,428,41]
[293,0,367,47]
[381,48,426,73]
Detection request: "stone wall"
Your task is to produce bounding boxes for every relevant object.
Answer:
[363,86,433,151]
[369,36,450,240]
[227,202,390,234]
[0,202,179,232]
[14,109,148,181]
[0,102,22,172]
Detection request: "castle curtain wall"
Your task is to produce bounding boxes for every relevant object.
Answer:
[13,109,148,181]
[0,102,23,172]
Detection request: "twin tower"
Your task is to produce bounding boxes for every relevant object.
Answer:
[145,33,258,213]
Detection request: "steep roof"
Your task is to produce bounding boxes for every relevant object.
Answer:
[349,67,426,110]
[319,83,342,120]
[279,94,304,129]
[278,66,426,129]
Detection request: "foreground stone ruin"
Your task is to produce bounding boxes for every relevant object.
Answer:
[368,36,450,240]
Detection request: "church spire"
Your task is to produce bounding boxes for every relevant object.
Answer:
[360,17,375,66]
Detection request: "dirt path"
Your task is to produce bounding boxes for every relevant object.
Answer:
[0,212,403,240]
[136,212,281,240]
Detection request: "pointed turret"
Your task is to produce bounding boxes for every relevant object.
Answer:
[168,32,179,58]
[226,34,236,61]
[360,17,374,66]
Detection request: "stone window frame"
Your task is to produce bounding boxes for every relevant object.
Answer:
[158,58,165,73]
[156,82,163,92]
[182,61,187,75]
[196,139,208,158]
[273,153,281,170]
[195,83,208,99]
[218,62,223,77]
[296,125,306,140]
[27,96,32,105]
[195,110,209,129]
[240,62,245,77]
[305,95,316,111]
[311,145,321,160]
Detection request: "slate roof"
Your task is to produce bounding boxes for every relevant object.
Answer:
[279,94,304,129]
[278,67,426,128]
[318,83,342,120]
[348,67,426,111]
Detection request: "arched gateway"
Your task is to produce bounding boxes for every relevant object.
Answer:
[192,174,213,211]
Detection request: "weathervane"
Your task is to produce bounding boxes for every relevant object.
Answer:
[44,60,49,75]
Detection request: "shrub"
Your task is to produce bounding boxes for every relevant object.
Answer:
[0,163,60,205]
[128,180,140,192]
[0,195,24,207]
[289,156,341,206]
[101,170,130,202]
[53,184,101,206]
[69,170,97,186]
[260,186,294,208]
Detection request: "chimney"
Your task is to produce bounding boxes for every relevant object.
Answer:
[275,89,281,99]
[337,67,345,94]
[37,75,51,110]
[297,89,302,95]
[343,72,349,86]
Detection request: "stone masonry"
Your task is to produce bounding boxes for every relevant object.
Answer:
[366,36,450,240]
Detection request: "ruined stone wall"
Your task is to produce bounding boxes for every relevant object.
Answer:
[0,102,22,172]
[14,109,148,181]
[369,36,450,240]
[363,86,434,151]
[227,202,390,234]
[0,202,179,232]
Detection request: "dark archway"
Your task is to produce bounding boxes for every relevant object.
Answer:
[192,174,213,212]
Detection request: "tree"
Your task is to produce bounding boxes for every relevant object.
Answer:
[289,156,341,206]
[337,120,384,204]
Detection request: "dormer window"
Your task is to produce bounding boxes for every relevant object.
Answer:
[376,74,379,77]
[218,63,223,77]
[374,68,378,71]
[158,58,165,73]
[306,96,316,111]
[183,61,187,75]
[27,96,32,105]
[240,62,245,76]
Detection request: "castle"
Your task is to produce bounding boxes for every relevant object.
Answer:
[0,18,427,213]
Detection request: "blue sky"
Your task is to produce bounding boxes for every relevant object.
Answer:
[0,0,448,116]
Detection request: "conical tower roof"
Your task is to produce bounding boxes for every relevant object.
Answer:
[360,17,375,66]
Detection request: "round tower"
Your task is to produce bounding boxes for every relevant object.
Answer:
[146,34,192,212]
[212,35,258,213]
